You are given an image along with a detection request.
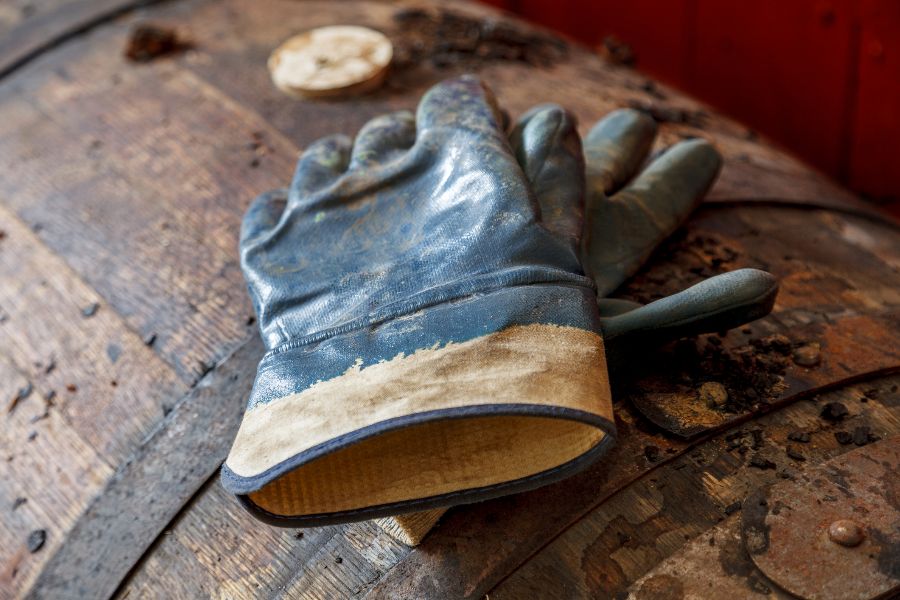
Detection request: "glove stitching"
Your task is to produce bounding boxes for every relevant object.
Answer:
[261,267,595,360]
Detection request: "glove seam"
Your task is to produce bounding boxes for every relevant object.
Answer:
[261,270,595,359]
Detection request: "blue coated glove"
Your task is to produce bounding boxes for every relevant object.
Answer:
[222,75,615,526]
[573,109,777,371]
[381,108,779,545]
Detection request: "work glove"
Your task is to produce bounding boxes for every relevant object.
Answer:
[222,75,616,526]
[382,101,779,546]
[571,109,778,371]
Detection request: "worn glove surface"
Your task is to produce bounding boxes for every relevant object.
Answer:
[222,75,615,526]
[381,107,779,547]
[574,109,778,368]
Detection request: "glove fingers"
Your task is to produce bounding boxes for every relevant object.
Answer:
[584,108,657,198]
[240,189,288,246]
[509,104,585,244]
[586,138,722,295]
[349,110,416,169]
[289,134,352,202]
[615,137,722,224]
[416,74,505,139]
[600,269,778,371]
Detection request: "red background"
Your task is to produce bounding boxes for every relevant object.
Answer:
[483,0,900,208]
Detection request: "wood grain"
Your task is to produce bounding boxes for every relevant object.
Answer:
[27,337,263,600]
[491,374,900,598]
[0,26,294,383]
[0,204,186,597]
[0,0,155,78]
[119,481,410,600]
[0,352,111,598]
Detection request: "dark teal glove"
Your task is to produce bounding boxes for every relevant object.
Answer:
[573,109,777,371]
[223,75,615,526]
[379,109,778,546]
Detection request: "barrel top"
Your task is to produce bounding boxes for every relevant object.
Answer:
[1,1,898,598]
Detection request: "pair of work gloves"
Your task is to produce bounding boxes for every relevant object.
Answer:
[221,75,777,527]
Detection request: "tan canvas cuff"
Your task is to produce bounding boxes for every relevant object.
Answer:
[222,323,613,525]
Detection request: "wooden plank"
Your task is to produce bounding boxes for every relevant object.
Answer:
[473,61,864,211]
[27,336,261,599]
[0,352,112,596]
[0,20,297,382]
[624,512,793,599]
[171,0,863,209]
[0,204,188,464]
[0,0,162,79]
[490,374,900,598]
[0,205,186,597]
[118,481,410,600]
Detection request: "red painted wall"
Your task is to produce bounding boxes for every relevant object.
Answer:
[486,0,900,204]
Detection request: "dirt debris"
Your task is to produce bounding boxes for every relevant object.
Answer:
[643,445,661,462]
[7,382,32,414]
[638,80,667,100]
[785,444,806,461]
[27,529,46,553]
[723,501,741,515]
[851,425,879,447]
[699,381,728,408]
[124,24,192,63]
[787,430,811,443]
[619,231,742,303]
[834,430,853,445]
[391,8,568,71]
[246,131,272,168]
[749,455,776,470]
[820,402,849,422]
[653,333,790,416]
[792,342,821,367]
[626,100,708,127]
[598,35,635,66]
[725,429,766,456]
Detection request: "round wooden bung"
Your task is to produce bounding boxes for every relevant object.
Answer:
[268,25,392,98]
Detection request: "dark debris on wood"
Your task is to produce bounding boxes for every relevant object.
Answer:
[124,24,192,63]
[27,529,46,553]
[391,8,568,71]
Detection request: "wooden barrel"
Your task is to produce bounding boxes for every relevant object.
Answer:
[1,1,898,598]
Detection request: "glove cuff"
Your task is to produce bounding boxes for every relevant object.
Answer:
[222,283,614,526]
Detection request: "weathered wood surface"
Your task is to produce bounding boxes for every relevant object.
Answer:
[0,0,158,78]
[0,202,188,594]
[490,376,900,599]
[0,0,898,598]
